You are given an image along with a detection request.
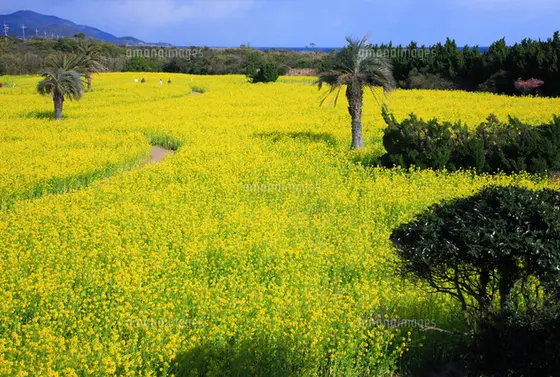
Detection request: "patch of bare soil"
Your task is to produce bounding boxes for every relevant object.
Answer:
[147,146,173,165]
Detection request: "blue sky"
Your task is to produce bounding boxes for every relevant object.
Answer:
[1,0,559,47]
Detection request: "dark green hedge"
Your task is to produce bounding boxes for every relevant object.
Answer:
[380,108,560,175]
[248,62,279,83]
[390,185,560,316]
[390,185,560,376]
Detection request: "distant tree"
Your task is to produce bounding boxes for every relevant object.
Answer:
[76,40,106,90]
[53,37,76,53]
[0,36,13,55]
[74,33,86,40]
[125,56,162,72]
[248,61,279,83]
[317,35,396,149]
[163,57,187,73]
[243,50,265,77]
[37,54,83,119]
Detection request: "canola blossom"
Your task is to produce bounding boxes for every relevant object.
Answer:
[0,73,559,376]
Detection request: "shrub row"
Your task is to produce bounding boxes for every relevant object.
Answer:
[380,108,560,175]
[391,185,560,376]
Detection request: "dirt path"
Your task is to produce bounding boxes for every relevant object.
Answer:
[149,146,173,164]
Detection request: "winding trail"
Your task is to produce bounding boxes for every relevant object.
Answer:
[149,146,173,164]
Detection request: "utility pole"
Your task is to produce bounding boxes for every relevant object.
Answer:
[44,31,47,38]
[21,24,26,41]
[3,21,8,40]
[35,28,39,37]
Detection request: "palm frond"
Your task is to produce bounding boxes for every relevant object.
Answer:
[37,68,83,101]
[77,40,107,73]
[359,56,397,91]
[316,34,396,107]
[45,52,85,72]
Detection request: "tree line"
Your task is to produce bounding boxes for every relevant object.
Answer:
[1,31,559,96]
[380,31,560,96]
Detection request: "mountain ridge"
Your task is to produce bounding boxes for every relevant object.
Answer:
[1,10,171,46]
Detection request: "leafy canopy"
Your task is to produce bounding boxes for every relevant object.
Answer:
[317,35,396,106]
[391,186,560,320]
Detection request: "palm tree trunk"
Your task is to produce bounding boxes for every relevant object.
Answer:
[346,83,364,149]
[86,72,92,90]
[54,94,64,120]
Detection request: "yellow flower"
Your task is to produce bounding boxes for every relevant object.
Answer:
[1,73,558,376]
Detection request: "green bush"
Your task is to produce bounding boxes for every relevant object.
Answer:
[404,68,458,90]
[380,108,560,175]
[243,50,265,77]
[277,64,289,76]
[381,110,453,170]
[477,70,514,94]
[248,62,279,83]
[391,186,560,318]
[390,185,560,376]
[124,57,162,72]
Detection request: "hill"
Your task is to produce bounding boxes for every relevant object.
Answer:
[0,10,171,46]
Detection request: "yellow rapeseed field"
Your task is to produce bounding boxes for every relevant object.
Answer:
[0,73,559,376]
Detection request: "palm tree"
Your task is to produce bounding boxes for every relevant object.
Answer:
[37,54,83,119]
[45,52,84,72]
[317,35,396,149]
[76,40,106,90]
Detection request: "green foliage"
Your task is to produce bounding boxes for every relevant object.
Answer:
[76,40,107,73]
[244,50,265,77]
[317,35,396,107]
[162,57,186,73]
[405,68,457,90]
[37,67,84,119]
[162,56,208,74]
[43,52,85,74]
[390,185,560,319]
[2,31,560,96]
[381,110,453,170]
[477,70,513,94]
[318,51,337,72]
[248,61,279,83]
[53,37,78,53]
[369,31,560,96]
[317,36,396,149]
[37,69,83,101]
[124,56,162,72]
[190,86,206,94]
[277,64,289,76]
[380,109,560,175]
[0,52,43,75]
